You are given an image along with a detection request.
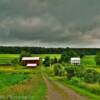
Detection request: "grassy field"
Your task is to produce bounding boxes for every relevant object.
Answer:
[32,54,61,59]
[0,54,60,58]
[81,55,96,67]
[0,54,100,100]
[0,54,60,64]
[0,54,18,64]
[0,53,47,100]
[0,67,46,100]
[41,54,100,100]
[0,72,29,90]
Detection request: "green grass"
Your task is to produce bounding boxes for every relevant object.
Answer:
[0,72,46,100]
[32,54,61,59]
[0,62,46,100]
[61,80,100,100]
[0,54,60,64]
[82,55,96,66]
[0,54,19,64]
[0,54,19,59]
[0,72,29,90]
[0,54,60,58]
[43,63,100,100]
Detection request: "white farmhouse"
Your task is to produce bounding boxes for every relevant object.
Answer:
[71,57,80,65]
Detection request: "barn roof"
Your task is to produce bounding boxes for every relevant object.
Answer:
[22,57,40,60]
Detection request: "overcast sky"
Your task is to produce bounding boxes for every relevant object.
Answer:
[0,0,100,47]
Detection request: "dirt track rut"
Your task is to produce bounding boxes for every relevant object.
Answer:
[42,75,87,100]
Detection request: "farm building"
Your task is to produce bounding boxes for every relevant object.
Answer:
[22,57,40,67]
[71,57,80,65]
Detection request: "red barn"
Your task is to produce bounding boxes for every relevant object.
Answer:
[22,57,40,67]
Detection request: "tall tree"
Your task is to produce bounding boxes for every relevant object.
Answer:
[95,51,100,65]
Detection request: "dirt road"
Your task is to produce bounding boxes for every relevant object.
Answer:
[42,75,87,100]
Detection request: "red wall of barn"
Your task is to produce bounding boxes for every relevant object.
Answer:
[22,60,39,65]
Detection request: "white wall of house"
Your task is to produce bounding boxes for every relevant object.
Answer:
[71,57,80,65]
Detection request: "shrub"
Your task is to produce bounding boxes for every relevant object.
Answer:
[11,58,19,66]
[70,77,81,83]
[43,56,51,67]
[84,69,100,83]
[95,52,100,65]
[65,65,86,80]
[74,66,86,78]
[19,50,32,65]
[60,48,79,63]
[65,66,75,80]
[53,64,64,76]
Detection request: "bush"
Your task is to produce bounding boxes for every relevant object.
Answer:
[84,69,100,83]
[65,65,86,80]
[70,77,81,83]
[11,58,19,66]
[95,52,100,65]
[74,66,86,78]
[19,50,32,65]
[65,66,75,80]
[60,48,79,63]
[43,56,51,67]
[53,64,64,76]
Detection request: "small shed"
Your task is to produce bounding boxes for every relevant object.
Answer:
[71,57,80,65]
[22,57,40,66]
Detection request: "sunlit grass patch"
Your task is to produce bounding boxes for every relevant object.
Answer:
[0,75,46,100]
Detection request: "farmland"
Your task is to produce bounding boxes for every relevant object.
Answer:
[0,54,47,100]
[0,54,100,100]
[43,54,100,100]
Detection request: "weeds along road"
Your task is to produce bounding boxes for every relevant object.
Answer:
[41,67,87,100]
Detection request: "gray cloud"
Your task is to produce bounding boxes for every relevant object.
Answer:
[0,0,100,47]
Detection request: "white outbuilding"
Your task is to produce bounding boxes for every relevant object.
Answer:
[71,57,81,65]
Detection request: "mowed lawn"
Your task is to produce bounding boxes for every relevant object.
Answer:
[0,54,19,64]
[81,55,96,66]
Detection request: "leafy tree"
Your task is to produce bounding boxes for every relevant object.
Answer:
[65,65,85,80]
[65,66,76,80]
[19,50,32,63]
[54,64,64,76]
[11,58,19,66]
[84,69,100,83]
[60,48,79,63]
[53,57,58,63]
[51,57,58,65]
[95,52,100,65]
[43,56,51,67]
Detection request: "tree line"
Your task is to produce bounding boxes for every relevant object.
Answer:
[0,46,100,55]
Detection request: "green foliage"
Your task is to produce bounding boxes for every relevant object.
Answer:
[60,48,79,63]
[51,57,58,65]
[53,64,64,76]
[74,66,86,78]
[65,65,86,80]
[11,58,19,66]
[70,77,81,84]
[43,56,51,67]
[95,52,100,65]
[82,55,96,66]
[19,50,32,65]
[0,72,29,89]
[65,66,76,80]
[84,69,100,83]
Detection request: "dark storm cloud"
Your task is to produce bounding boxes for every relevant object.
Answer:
[0,0,100,47]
